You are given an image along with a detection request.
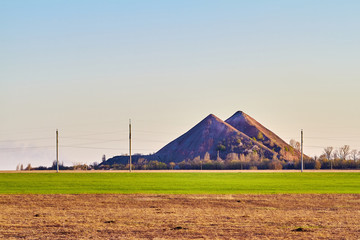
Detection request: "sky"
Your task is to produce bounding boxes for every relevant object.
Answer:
[1,0,360,170]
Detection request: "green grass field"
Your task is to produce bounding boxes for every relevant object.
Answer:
[0,172,359,194]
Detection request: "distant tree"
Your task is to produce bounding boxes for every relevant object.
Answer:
[203,152,211,161]
[314,161,321,170]
[147,160,167,170]
[52,160,57,170]
[339,145,351,160]
[323,146,334,169]
[169,162,176,170]
[139,158,147,164]
[268,160,282,170]
[178,160,189,170]
[100,164,110,170]
[25,163,32,171]
[289,139,300,151]
[250,152,260,162]
[227,159,242,169]
[226,152,239,161]
[350,149,358,161]
[102,155,106,163]
[214,158,225,169]
[91,162,99,170]
[35,166,48,170]
[112,163,121,170]
[239,154,246,162]
[136,158,148,170]
[216,151,222,161]
[245,154,252,162]
[323,147,333,160]
[20,164,24,171]
[73,162,85,170]
[16,164,20,171]
[192,156,201,162]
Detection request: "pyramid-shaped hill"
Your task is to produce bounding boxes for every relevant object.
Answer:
[155,114,276,163]
[225,111,303,161]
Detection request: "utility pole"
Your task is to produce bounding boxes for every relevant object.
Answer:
[56,129,59,173]
[301,129,303,173]
[330,158,333,170]
[129,119,132,172]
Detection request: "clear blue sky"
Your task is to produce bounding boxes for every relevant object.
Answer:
[1,0,360,169]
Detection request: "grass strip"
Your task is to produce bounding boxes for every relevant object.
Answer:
[0,172,359,194]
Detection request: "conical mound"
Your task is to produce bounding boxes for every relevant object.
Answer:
[156,114,275,163]
[225,111,302,160]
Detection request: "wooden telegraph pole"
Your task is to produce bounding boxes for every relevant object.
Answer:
[56,129,59,173]
[129,119,132,172]
[301,129,303,173]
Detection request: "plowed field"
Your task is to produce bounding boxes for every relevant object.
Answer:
[1,194,359,239]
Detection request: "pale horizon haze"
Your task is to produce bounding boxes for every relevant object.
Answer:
[1,1,360,170]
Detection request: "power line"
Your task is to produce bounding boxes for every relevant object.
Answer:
[60,145,153,151]
[0,146,54,152]
[0,137,53,143]
[61,137,127,141]
[0,146,53,150]
[61,146,121,150]
[60,139,127,146]
[133,130,181,135]
[61,130,128,138]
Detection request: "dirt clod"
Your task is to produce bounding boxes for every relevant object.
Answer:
[292,227,311,232]
[172,226,186,230]
[104,220,116,224]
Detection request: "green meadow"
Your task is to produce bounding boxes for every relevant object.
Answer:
[0,172,359,194]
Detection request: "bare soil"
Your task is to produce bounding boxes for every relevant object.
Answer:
[1,194,359,239]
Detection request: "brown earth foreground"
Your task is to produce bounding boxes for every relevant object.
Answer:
[1,194,359,239]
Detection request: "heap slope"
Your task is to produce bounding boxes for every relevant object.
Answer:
[156,114,276,163]
[225,111,302,160]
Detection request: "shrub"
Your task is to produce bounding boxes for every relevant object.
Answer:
[216,144,226,152]
[268,160,283,170]
[257,132,264,141]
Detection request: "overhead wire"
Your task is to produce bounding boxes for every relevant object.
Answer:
[1,124,359,156]
[0,137,53,143]
[61,129,128,139]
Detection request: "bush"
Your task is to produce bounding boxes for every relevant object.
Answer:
[147,160,168,170]
[216,144,226,152]
[257,132,264,141]
[268,160,283,170]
